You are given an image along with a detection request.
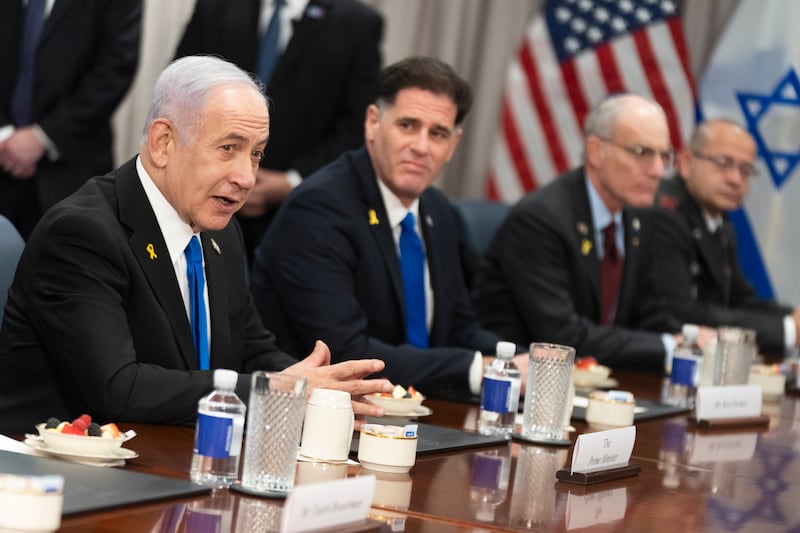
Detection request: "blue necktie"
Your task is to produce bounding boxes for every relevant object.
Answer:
[185,236,210,370]
[11,0,47,127]
[399,213,429,348]
[256,0,285,86]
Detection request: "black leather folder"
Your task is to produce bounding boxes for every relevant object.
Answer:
[0,450,210,515]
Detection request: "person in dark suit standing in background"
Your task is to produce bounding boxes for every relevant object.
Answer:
[473,94,683,371]
[0,0,142,239]
[0,55,391,436]
[250,57,528,399]
[175,0,383,263]
[653,118,800,354]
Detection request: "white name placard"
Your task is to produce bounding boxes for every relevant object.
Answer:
[688,432,757,464]
[565,487,627,530]
[695,384,762,420]
[281,475,375,532]
[571,426,635,475]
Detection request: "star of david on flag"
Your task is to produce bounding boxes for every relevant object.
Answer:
[700,0,800,302]
[487,0,695,202]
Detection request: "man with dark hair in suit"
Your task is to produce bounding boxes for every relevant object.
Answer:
[0,0,141,239]
[175,0,383,263]
[250,57,527,398]
[0,56,391,436]
[653,118,800,354]
[473,94,683,370]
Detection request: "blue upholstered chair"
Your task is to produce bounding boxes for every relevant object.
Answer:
[0,216,24,327]
[451,199,510,288]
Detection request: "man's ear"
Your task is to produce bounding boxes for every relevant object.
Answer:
[584,135,605,169]
[147,119,174,169]
[676,147,693,178]
[445,127,463,162]
[364,104,380,143]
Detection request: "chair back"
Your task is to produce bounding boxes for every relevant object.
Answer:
[451,199,510,288]
[0,216,24,327]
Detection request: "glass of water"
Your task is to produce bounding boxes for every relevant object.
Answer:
[714,327,756,386]
[521,343,575,442]
[240,372,307,497]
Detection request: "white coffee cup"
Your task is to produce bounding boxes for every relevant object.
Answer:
[299,389,354,462]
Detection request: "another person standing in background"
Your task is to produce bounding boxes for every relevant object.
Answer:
[175,0,383,263]
[0,0,142,239]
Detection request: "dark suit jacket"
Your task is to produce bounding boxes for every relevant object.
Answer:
[0,158,296,435]
[654,176,791,352]
[175,0,382,177]
[0,0,141,211]
[472,168,679,370]
[250,148,500,396]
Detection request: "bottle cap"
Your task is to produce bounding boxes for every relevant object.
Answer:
[681,323,699,342]
[213,369,239,390]
[495,341,516,359]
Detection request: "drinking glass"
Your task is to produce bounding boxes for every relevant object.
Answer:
[713,327,756,386]
[240,372,307,496]
[521,343,575,441]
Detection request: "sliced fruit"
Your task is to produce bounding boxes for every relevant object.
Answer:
[101,423,121,439]
[61,423,85,436]
[575,356,598,370]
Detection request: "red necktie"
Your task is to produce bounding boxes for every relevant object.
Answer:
[600,221,622,325]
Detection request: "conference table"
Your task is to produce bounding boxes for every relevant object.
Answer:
[43,369,800,532]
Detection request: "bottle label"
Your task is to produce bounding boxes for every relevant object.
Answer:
[481,377,512,413]
[194,411,244,459]
[671,356,698,387]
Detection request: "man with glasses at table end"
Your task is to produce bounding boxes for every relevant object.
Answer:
[472,93,684,371]
[653,118,800,354]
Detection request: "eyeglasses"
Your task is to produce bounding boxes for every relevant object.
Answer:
[597,137,674,168]
[691,151,758,179]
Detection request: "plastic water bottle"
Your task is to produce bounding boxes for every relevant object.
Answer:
[666,324,703,409]
[478,341,521,436]
[190,369,246,488]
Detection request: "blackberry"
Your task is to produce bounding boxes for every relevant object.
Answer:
[87,423,102,437]
[44,417,61,429]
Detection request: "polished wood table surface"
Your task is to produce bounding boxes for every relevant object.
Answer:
[38,370,800,532]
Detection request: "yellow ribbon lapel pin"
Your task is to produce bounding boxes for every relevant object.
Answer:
[146,243,157,260]
[581,239,592,256]
[368,209,380,226]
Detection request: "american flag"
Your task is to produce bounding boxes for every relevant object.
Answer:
[488,0,696,202]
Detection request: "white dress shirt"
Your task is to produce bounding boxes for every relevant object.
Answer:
[136,157,211,347]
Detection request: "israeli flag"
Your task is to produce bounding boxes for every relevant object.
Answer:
[700,0,800,303]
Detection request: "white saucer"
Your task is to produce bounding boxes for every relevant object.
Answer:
[381,405,433,418]
[24,438,138,463]
[573,377,619,389]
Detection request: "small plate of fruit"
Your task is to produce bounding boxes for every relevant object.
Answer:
[365,385,431,416]
[572,356,617,388]
[27,414,136,459]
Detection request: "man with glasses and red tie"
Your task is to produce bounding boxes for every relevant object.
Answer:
[653,119,800,354]
[473,94,683,371]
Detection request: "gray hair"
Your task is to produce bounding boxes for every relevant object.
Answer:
[142,55,266,142]
[583,93,663,139]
